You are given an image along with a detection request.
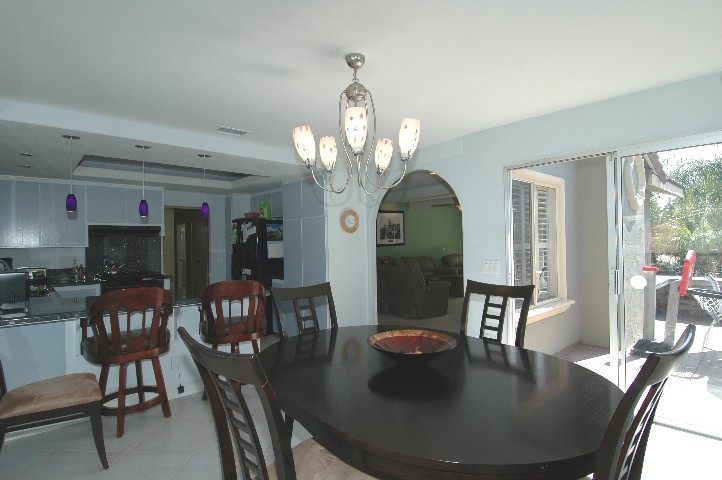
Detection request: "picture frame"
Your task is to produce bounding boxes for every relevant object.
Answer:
[376,211,405,246]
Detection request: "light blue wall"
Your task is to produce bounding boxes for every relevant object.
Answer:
[409,73,722,354]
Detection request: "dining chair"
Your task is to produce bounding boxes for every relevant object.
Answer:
[460,280,535,347]
[270,282,338,335]
[177,327,375,480]
[82,287,173,437]
[589,323,695,480]
[0,357,109,469]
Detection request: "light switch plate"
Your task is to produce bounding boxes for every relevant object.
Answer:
[483,260,500,274]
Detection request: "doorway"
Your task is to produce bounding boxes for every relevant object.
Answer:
[163,207,209,300]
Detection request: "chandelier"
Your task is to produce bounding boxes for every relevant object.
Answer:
[293,53,420,195]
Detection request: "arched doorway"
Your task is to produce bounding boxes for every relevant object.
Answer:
[375,170,463,331]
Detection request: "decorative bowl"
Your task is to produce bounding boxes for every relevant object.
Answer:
[367,329,458,363]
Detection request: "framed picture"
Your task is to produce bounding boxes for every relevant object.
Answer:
[376,211,405,246]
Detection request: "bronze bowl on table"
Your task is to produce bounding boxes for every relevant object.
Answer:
[367,329,457,363]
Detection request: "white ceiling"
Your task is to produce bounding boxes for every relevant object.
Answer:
[2,1,722,194]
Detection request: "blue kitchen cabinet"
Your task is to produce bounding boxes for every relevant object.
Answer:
[0,180,41,247]
[39,183,87,246]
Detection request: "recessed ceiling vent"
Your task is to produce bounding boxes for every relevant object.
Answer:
[215,125,250,137]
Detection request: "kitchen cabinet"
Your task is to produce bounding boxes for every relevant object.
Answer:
[86,185,163,226]
[39,183,87,246]
[0,180,40,247]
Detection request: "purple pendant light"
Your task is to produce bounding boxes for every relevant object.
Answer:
[199,154,210,218]
[62,134,80,213]
[136,145,150,218]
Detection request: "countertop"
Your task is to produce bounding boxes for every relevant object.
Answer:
[0,292,201,328]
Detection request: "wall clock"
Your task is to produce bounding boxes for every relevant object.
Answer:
[341,209,360,233]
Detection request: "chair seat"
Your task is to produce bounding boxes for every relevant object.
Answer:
[0,373,101,419]
[267,438,376,480]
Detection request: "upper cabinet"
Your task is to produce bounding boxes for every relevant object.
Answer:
[86,185,163,227]
[39,183,87,247]
[0,180,40,247]
[0,179,164,248]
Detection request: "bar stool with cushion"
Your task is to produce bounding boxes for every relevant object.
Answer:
[460,279,535,347]
[177,327,375,480]
[81,287,172,437]
[0,357,109,469]
[199,280,270,355]
[270,282,338,336]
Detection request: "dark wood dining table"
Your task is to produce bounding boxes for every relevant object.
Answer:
[258,325,623,480]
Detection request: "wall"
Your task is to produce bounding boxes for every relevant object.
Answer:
[376,201,463,262]
[389,72,722,354]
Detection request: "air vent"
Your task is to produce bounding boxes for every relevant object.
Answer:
[215,125,250,137]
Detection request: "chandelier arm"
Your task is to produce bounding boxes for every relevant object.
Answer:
[308,164,350,194]
[363,156,412,191]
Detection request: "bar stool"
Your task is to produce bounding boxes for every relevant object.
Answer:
[81,287,172,437]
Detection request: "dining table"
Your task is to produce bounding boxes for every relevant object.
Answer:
[258,325,624,480]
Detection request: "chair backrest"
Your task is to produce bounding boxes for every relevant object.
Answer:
[460,280,535,347]
[177,327,296,480]
[200,280,268,344]
[86,287,172,355]
[593,324,695,480]
[270,282,337,335]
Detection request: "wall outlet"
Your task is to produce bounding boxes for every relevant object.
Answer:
[483,260,500,274]
[171,356,181,370]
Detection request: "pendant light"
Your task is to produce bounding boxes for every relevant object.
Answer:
[198,154,210,218]
[62,134,80,213]
[136,145,150,218]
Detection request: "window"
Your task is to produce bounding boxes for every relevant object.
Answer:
[511,170,566,306]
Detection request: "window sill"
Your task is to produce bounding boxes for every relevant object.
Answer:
[526,299,575,324]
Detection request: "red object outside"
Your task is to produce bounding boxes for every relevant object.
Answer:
[679,250,697,296]
[643,266,660,272]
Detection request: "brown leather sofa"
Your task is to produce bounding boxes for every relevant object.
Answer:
[377,256,452,318]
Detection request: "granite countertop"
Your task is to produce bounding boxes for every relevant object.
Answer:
[0,294,201,328]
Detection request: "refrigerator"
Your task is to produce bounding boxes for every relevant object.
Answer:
[231,217,284,288]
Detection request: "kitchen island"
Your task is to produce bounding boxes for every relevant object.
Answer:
[0,290,204,396]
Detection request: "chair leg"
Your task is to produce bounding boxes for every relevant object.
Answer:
[151,356,171,418]
[135,360,145,403]
[116,362,128,438]
[89,403,109,469]
[98,364,110,396]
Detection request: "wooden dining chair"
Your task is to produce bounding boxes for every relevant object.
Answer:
[82,287,173,437]
[200,280,269,354]
[270,282,338,336]
[177,327,374,480]
[589,323,695,480]
[0,358,109,469]
[460,280,535,347]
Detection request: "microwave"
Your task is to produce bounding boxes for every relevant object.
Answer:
[0,271,29,313]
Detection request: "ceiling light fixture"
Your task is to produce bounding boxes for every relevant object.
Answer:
[62,134,80,213]
[198,154,211,218]
[292,53,420,196]
[136,145,150,218]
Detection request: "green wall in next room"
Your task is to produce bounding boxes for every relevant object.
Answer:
[376,202,463,263]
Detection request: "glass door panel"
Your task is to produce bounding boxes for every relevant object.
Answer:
[619,143,722,437]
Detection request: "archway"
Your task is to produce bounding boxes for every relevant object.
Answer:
[374,170,463,331]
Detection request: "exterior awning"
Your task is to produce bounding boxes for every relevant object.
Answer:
[644,153,685,198]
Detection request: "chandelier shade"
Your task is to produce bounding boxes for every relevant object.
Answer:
[201,202,209,218]
[292,53,420,195]
[138,199,149,218]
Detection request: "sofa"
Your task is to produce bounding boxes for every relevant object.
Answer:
[436,253,464,296]
[377,256,456,318]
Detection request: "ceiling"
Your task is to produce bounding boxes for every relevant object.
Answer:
[2,1,722,195]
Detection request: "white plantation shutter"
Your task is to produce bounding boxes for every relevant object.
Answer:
[512,179,559,305]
